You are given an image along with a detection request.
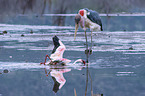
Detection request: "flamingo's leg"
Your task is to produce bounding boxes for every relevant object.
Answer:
[40,55,52,65]
[45,68,52,77]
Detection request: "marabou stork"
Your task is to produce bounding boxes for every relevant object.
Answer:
[40,35,86,65]
[74,8,103,54]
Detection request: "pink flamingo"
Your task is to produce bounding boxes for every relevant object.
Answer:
[40,36,86,65]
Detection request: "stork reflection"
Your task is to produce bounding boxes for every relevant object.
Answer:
[74,65,104,96]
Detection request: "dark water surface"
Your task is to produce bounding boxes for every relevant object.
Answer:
[0,24,145,96]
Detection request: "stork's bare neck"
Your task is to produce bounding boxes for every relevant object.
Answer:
[75,14,81,24]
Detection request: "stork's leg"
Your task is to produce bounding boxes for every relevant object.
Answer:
[85,30,88,49]
[89,31,93,55]
[91,31,93,48]
[85,30,89,63]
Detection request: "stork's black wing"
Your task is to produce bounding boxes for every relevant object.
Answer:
[84,8,103,31]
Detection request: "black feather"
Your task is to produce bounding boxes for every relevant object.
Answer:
[52,76,60,93]
[52,36,60,54]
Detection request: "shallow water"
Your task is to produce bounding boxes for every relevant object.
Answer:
[0,24,145,96]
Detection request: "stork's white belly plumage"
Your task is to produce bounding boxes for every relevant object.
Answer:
[84,17,101,32]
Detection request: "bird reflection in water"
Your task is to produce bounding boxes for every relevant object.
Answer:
[44,68,71,93]
[74,65,104,96]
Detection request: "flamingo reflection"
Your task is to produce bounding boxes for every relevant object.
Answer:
[45,68,71,93]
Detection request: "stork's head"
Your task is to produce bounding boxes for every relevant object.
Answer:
[79,9,87,17]
[74,9,88,40]
[75,14,81,24]
[78,8,88,18]
[74,14,81,40]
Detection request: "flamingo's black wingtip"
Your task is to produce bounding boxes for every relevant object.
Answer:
[53,35,59,40]
[52,35,60,54]
[53,35,59,44]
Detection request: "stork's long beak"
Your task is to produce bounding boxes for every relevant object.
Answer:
[74,24,79,40]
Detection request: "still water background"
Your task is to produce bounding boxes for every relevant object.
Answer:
[0,18,145,96]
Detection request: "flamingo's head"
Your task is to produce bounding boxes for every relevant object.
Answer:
[81,59,86,65]
[73,59,86,65]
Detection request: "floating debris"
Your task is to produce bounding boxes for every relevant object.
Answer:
[3,31,7,34]
[93,44,97,46]
[30,30,33,34]
[93,94,103,96]
[35,15,39,17]
[123,29,126,31]
[9,56,12,58]
[3,69,9,73]
[21,34,25,37]
[0,33,3,35]
[129,46,133,50]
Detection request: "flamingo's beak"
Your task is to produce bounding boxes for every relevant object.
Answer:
[74,24,79,40]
